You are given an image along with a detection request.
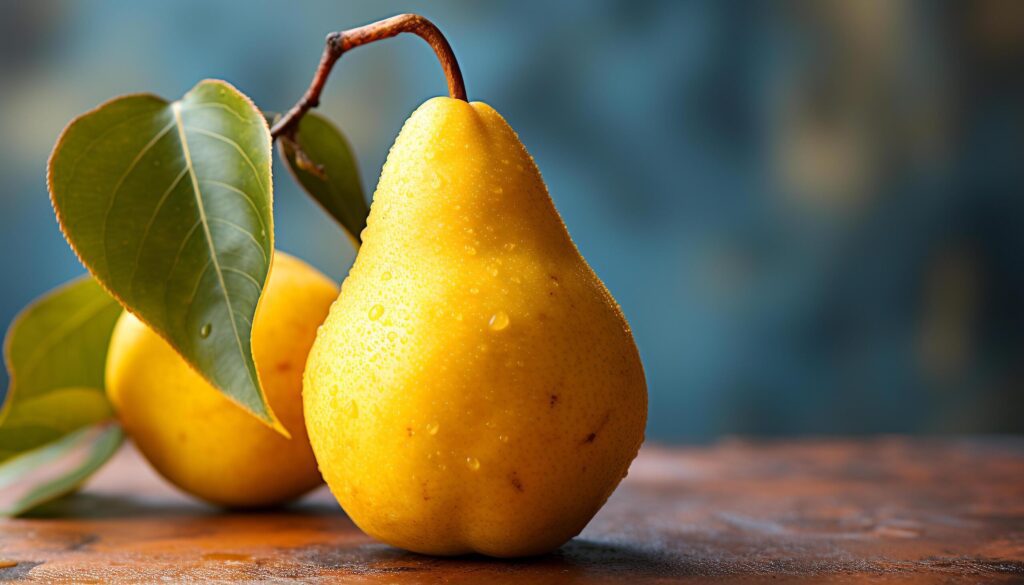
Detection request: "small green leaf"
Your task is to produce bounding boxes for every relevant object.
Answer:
[279,112,368,245]
[0,276,123,516]
[0,388,114,460]
[0,422,123,516]
[48,80,283,432]
[1,276,121,457]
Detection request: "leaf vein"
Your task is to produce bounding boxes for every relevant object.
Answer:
[128,167,189,305]
[206,217,269,268]
[179,102,246,121]
[171,103,260,407]
[99,119,176,274]
[199,179,268,239]
[183,126,267,193]
[59,109,165,197]
[221,267,262,292]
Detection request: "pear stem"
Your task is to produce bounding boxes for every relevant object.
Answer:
[271,14,467,139]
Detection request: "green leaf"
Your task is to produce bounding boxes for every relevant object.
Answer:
[0,422,123,516]
[0,276,123,516]
[0,388,114,460]
[48,79,283,431]
[1,276,122,457]
[279,112,368,245]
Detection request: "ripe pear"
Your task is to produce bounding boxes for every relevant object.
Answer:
[106,251,337,507]
[303,97,647,557]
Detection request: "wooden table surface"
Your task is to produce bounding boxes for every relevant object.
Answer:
[1,437,1022,583]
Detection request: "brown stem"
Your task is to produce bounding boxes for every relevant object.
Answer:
[270,13,466,139]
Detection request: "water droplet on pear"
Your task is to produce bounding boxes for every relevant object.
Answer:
[489,311,510,331]
[368,304,385,320]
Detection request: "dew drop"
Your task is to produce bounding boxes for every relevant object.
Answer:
[501,158,510,165]
[381,271,392,281]
[498,434,510,443]
[503,242,517,252]
[465,245,477,256]
[469,287,479,295]
[387,331,397,342]
[466,457,481,471]
[426,422,440,435]
[488,267,499,277]
[492,186,504,195]
[199,323,212,338]
[368,304,385,321]
[489,311,510,331]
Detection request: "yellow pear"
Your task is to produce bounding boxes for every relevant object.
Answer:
[106,251,337,507]
[304,97,647,556]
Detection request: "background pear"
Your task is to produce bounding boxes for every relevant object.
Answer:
[304,97,647,557]
[107,252,337,507]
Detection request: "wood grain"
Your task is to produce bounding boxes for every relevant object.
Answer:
[1,438,1022,583]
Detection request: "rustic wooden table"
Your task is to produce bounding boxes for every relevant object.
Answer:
[1,438,1022,583]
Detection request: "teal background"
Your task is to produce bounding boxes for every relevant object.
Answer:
[2,1,1022,441]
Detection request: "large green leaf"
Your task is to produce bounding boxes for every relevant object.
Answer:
[0,276,124,515]
[48,79,282,431]
[0,422,123,517]
[279,112,367,245]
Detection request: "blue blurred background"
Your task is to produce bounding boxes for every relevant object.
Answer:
[2,1,1022,442]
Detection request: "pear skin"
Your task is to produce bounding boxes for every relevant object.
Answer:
[108,252,337,507]
[303,97,647,557]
